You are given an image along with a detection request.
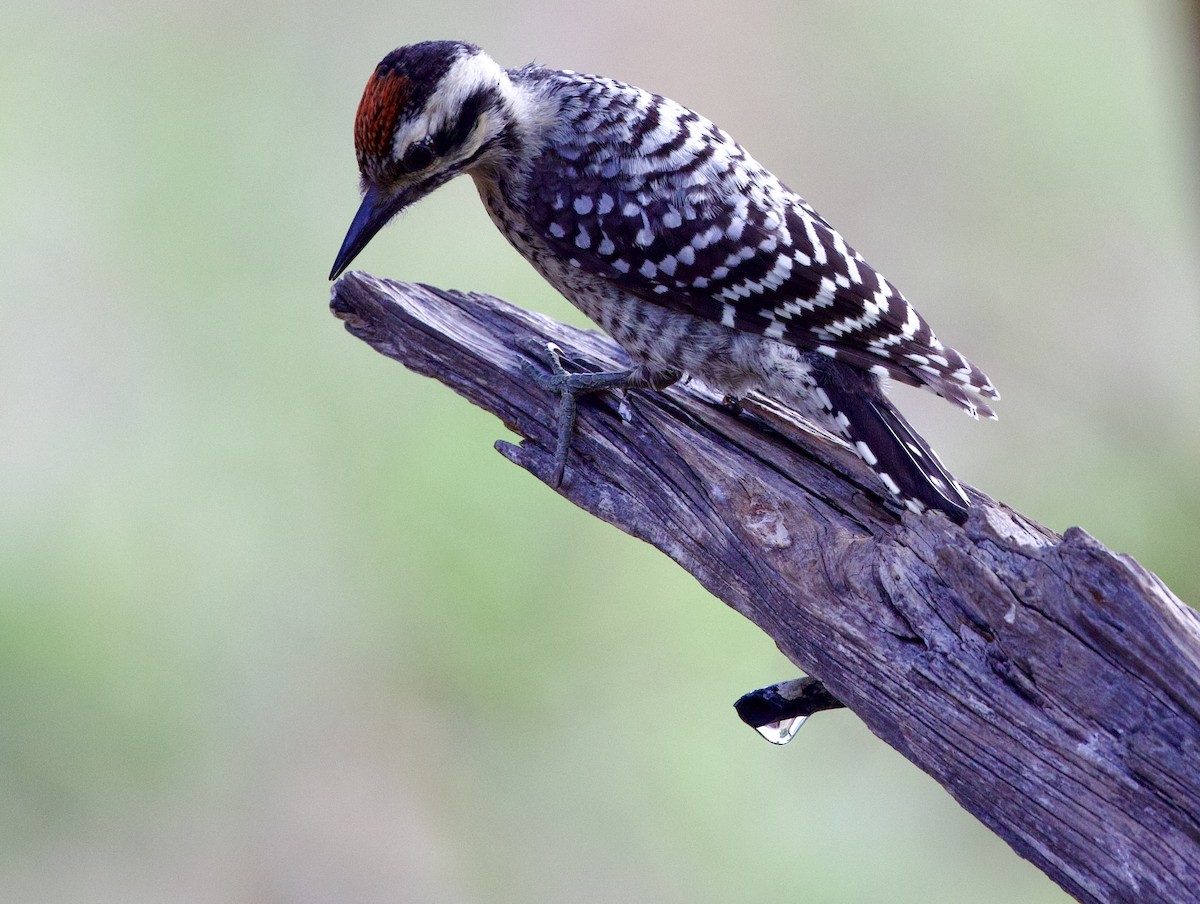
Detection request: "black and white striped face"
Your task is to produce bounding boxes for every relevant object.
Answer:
[358,42,513,184]
[330,41,514,279]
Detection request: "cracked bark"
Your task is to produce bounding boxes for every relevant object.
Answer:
[329,271,1200,904]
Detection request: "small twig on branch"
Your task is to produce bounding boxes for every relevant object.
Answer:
[734,677,847,745]
[329,271,1200,904]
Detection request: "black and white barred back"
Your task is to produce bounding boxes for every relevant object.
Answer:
[331,41,999,521]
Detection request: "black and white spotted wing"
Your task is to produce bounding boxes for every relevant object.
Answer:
[523,71,998,417]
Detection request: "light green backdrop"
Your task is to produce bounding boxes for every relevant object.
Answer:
[3,2,1198,901]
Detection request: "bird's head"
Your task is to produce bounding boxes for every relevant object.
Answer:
[330,41,514,280]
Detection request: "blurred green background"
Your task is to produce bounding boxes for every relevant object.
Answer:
[2,1,1198,901]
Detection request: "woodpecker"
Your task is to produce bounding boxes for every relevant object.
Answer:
[330,40,998,522]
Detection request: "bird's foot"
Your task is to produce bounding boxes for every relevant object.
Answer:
[517,338,635,487]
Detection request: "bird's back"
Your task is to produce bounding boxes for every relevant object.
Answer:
[488,65,997,420]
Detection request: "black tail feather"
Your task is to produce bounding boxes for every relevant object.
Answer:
[818,376,970,523]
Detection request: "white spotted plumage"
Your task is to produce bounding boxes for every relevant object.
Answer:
[331,41,1000,521]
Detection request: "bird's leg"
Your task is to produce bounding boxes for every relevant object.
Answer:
[517,338,678,486]
[519,339,633,486]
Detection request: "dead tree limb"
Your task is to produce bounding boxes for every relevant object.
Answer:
[329,271,1200,904]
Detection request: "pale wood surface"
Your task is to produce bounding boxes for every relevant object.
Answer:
[330,271,1200,904]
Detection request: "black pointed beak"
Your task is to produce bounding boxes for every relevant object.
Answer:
[329,185,400,281]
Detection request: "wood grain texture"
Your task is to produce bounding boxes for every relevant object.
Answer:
[330,271,1200,903]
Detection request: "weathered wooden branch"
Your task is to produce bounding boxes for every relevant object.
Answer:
[329,271,1200,904]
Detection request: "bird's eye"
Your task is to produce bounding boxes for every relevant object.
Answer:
[401,141,435,173]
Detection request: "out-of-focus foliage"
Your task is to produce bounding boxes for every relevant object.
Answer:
[1,2,1196,901]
